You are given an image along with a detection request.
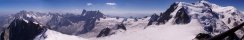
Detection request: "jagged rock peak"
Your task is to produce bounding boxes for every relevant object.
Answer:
[1,18,46,40]
[81,9,104,17]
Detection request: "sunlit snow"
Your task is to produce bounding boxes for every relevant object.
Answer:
[90,19,204,40]
[45,29,88,40]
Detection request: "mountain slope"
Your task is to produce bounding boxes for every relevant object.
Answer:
[151,1,244,37]
[94,1,244,40]
[43,29,88,40]
[1,18,46,40]
[91,19,203,40]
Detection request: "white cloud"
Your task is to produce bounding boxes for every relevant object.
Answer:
[106,3,116,6]
[87,3,93,6]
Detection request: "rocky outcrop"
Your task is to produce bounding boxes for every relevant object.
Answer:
[148,13,159,26]
[194,33,212,40]
[134,17,138,22]
[173,8,191,24]
[97,28,111,37]
[1,31,4,40]
[117,23,126,30]
[156,3,178,24]
[0,18,46,40]
[77,10,104,34]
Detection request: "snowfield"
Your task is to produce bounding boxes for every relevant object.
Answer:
[45,29,88,40]
[43,18,204,40]
[89,19,204,40]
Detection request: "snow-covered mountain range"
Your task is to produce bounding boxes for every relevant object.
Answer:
[1,1,244,40]
[154,0,244,36]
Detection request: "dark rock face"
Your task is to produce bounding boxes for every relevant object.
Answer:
[1,19,46,40]
[231,12,237,16]
[200,16,216,33]
[134,18,138,22]
[174,8,191,24]
[116,16,119,19]
[81,9,86,15]
[1,31,4,40]
[157,3,178,24]
[197,8,220,33]
[148,13,159,26]
[225,33,240,40]
[77,10,104,34]
[117,23,126,30]
[204,25,214,33]
[82,11,104,19]
[227,18,231,24]
[220,15,224,19]
[233,22,238,27]
[97,28,111,37]
[194,33,212,40]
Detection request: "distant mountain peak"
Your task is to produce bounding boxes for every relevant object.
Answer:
[150,1,244,37]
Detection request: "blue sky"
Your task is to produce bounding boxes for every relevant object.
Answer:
[0,0,244,17]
